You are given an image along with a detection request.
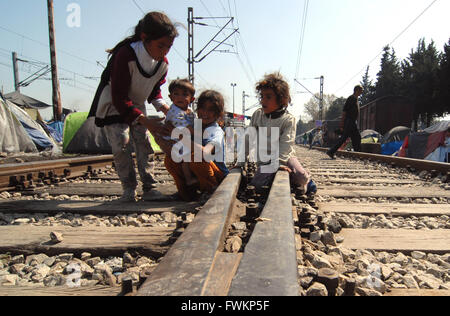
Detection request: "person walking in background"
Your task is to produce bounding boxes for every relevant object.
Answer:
[327,85,363,159]
[89,12,178,202]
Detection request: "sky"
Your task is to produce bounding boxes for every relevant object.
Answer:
[0,0,449,122]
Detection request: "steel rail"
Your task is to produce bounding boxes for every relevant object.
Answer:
[0,155,115,192]
[136,170,299,296]
[308,146,450,174]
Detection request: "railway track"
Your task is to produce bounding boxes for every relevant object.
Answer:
[0,147,449,297]
[297,146,450,296]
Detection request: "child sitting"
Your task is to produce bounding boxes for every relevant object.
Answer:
[164,90,229,201]
[165,79,197,186]
[245,72,316,194]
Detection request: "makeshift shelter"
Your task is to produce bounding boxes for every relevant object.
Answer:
[381,126,411,156]
[382,126,411,144]
[4,91,66,145]
[360,129,381,145]
[399,121,450,162]
[63,113,161,154]
[0,96,39,153]
[4,91,51,121]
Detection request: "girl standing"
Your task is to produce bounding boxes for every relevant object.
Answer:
[89,12,178,202]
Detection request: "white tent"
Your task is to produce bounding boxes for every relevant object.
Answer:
[0,96,38,153]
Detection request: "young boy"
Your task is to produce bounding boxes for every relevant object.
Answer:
[246,72,315,194]
[165,79,197,186]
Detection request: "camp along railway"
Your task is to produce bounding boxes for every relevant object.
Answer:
[0,145,449,297]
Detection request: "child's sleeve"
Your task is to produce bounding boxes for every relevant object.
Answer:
[279,116,297,165]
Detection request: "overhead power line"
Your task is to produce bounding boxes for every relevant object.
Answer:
[295,0,310,80]
[0,25,99,68]
[334,0,439,95]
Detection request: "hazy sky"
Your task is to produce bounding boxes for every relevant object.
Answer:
[0,0,449,121]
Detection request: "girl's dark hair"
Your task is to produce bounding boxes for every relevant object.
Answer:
[256,72,291,108]
[197,90,225,126]
[108,12,178,56]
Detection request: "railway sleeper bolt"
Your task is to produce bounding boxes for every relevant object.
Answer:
[245,203,259,219]
[316,268,339,296]
[343,278,356,296]
[121,277,134,296]
[246,185,256,198]
[9,176,18,187]
[64,169,71,177]
[27,180,36,190]
[300,228,311,238]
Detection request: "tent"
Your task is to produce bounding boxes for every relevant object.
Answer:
[361,129,381,141]
[382,126,411,144]
[399,121,450,162]
[4,91,66,145]
[1,96,43,153]
[381,126,411,156]
[63,113,161,154]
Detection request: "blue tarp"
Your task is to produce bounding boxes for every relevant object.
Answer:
[48,121,64,143]
[21,121,53,150]
[381,141,404,156]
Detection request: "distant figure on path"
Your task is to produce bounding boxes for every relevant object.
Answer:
[327,85,363,159]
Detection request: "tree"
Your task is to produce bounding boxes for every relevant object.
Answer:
[325,97,346,120]
[303,94,337,121]
[375,46,402,99]
[360,66,376,105]
[401,39,441,127]
[437,39,450,116]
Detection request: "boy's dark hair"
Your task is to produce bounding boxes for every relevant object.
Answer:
[256,72,291,108]
[354,85,363,93]
[169,79,195,96]
[109,11,179,56]
[197,90,225,124]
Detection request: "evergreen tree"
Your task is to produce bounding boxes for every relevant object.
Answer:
[375,46,402,99]
[360,66,376,105]
[437,39,450,116]
[401,39,440,126]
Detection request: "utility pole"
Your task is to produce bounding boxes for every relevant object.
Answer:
[319,75,324,121]
[242,91,249,116]
[294,76,324,121]
[12,52,20,92]
[47,0,62,121]
[188,7,194,85]
[187,7,238,86]
[231,83,236,115]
